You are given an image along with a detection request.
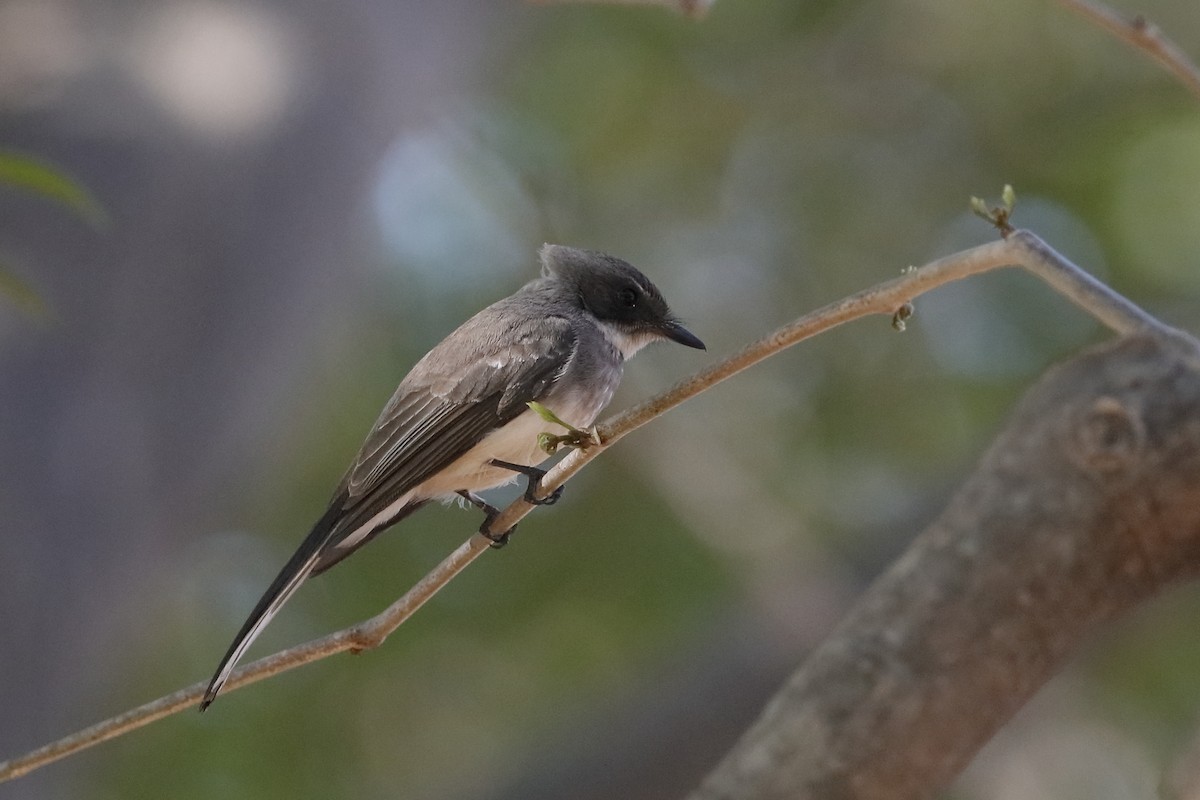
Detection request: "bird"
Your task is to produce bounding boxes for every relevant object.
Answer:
[201,244,705,709]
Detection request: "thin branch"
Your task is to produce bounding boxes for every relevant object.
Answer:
[0,228,1176,784]
[1059,0,1200,100]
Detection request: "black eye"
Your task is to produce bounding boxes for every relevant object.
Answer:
[619,287,638,308]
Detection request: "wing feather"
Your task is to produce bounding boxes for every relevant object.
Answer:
[204,307,578,708]
[327,313,576,546]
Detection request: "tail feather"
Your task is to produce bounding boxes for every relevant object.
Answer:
[309,499,428,576]
[200,502,344,710]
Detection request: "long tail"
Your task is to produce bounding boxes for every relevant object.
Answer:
[200,502,344,710]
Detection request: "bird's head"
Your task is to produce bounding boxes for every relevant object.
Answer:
[540,243,705,358]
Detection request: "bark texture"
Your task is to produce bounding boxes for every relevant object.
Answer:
[692,331,1200,800]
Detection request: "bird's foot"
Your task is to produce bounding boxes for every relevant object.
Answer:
[488,459,564,506]
[481,527,511,549]
[458,490,515,549]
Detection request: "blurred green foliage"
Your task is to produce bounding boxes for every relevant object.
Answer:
[0,151,106,228]
[0,150,103,315]
[185,2,1197,795]
[7,0,1198,797]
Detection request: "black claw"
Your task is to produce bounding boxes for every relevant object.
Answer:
[482,528,512,549]
[539,485,564,506]
[488,459,563,506]
[459,490,515,549]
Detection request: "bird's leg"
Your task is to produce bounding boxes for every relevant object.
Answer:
[488,459,564,506]
[458,490,512,549]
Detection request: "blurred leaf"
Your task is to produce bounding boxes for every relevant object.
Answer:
[0,150,107,229]
[1001,183,1017,211]
[969,195,991,220]
[0,263,47,316]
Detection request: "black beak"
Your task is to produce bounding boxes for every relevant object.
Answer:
[661,320,706,351]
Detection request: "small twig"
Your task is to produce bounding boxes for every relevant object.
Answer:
[0,227,1177,784]
[1059,0,1200,100]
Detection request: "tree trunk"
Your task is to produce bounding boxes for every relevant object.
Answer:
[691,331,1200,800]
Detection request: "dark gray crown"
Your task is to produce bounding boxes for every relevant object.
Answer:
[539,244,705,350]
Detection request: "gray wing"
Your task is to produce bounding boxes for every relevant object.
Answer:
[203,310,576,707]
[324,312,577,546]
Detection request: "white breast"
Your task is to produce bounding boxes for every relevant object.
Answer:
[409,409,559,499]
[331,408,562,553]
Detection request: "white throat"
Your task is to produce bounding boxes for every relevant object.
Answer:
[597,320,657,359]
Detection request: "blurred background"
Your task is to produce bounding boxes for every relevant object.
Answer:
[1,0,1198,797]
